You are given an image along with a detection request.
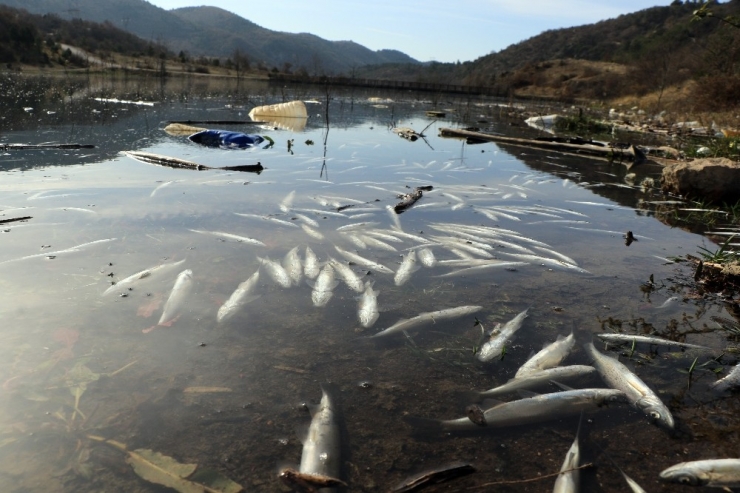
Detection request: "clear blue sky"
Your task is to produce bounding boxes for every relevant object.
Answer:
[148,1,682,63]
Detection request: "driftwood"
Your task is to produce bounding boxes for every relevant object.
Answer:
[122,151,264,173]
[392,127,422,141]
[166,120,266,125]
[1,143,95,150]
[0,216,32,225]
[394,186,433,213]
[438,128,646,167]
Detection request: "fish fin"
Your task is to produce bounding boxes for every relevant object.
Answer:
[516,390,539,399]
[242,294,261,304]
[550,380,575,391]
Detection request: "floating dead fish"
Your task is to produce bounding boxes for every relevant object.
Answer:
[515,332,575,378]
[436,261,528,278]
[235,212,298,228]
[144,269,193,332]
[304,246,321,279]
[358,281,380,328]
[102,259,186,296]
[477,309,529,362]
[417,247,436,267]
[584,342,674,430]
[330,257,365,293]
[188,229,265,246]
[409,388,625,432]
[301,224,325,241]
[0,237,117,266]
[283,246,303,286]
[394,250,419,286]
[258,256,293,288]
[371,305,482,338]
[660,459,740,488]
[310,263,338,307]
[470,365,596,400]
[217,268,260,323]
[596,333,712,352]
[334,245,394,275]
[298,384,344,483]
[553,416,582,493]
[279,190,296,212]
[279,468,347,492]
[391,462,476,493]
[712,361,740,392]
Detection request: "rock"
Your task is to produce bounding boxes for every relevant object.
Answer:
[661,158,740,204]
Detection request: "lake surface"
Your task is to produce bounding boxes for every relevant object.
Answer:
[0,73,738,492]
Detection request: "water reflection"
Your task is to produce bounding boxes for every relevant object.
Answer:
[0,77,738,492]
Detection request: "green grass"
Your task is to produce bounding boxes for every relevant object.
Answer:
[697,235,738,263]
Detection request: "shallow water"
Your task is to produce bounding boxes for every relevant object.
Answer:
[0,74,738,492]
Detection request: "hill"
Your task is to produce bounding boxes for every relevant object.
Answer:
[0,0,419,73]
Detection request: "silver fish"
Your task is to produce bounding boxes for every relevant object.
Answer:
[304,246,321,279]
[294,213,320,228]
[358,281,380,328]
[596,333,712,351]
[217,268,260,323]
[311,264,338,307]
[330,257,365,293]
[301,223,325,241]
[417,247,437,267]
[102,259,186,296]
[257,256,293,288]
[188,229,266,246]
[660,459,740,488]
[336,221,379,232]
[364,230,405,243]
[473,365,596,400]
[712,361,740,392]
[334,245,394,275]
[436,261,528,278]
[359,234,398,252]
[234,212,298,228]
[157,269,193,326]
[372,305,482,338]
[282,246,303,286]
[420,388,624,432]
[394,250,419,286]
[300,385,343,482]
[501,253,591,274]
[584,342,674,430]
[516,332,575,378]
[279,190,296,212]
[343,233,368,249]
[477,309,529,362]
[553,418,581,493]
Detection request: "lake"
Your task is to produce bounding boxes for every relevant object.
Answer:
[0,73,738,492]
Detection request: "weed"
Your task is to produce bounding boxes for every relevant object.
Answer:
[697,235,738,263]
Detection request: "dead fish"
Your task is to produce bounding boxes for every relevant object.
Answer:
[477,309,529,362]
[391,462,476,492]
[357,281,380,328]
[310,264,338,307]
[596,333,712,352]
[150,180,176,197]
[584,342,674,430]
[336,221,379,232]
[217,268,260,323]
[282,246,303,286]
[394,250,419,286]
[149,269,193,330]
[409,388,625,432]
[515,332,575,378]
[279,190,296,212]
[234,212,298,228]
[334,245,394,275]
[470,365,596,400]
[329,257,364,293]
[359,234,398,252]
[301,223,325,241]
[102,259,186,296]
[188,229,265,246]
[660,459,740,488]
[257,256,293,288]
[304,246,321,279]
[553,416,582,493]
[371,305,482,338]
[436,261,528,278]
[294,213,320,228]
[417,247,437,267]
[712,361,740,392]
[299,385,344,483]
[0,237,117,266]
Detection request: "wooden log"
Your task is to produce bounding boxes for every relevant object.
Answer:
[438,128,647,166]
[2,143,95,150]
[0,216,32,225]
[122,151,264,173]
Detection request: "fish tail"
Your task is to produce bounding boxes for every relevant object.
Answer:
[458,390,484,403]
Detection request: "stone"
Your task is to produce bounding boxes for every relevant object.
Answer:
[661,158,740,204]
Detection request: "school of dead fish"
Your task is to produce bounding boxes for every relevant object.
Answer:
[85,176,740,491]
[4,109,740,492]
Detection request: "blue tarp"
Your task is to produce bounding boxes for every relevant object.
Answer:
[188,130,265,149]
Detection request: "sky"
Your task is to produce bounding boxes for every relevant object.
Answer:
[148,0,681,63]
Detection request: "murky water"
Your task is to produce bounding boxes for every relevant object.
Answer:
[1,74,739,492]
